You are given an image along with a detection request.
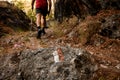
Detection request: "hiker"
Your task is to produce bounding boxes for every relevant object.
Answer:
[31,0,52,38]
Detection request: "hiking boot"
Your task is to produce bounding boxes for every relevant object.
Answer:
[41,27,46,35]
[37,27,42,39]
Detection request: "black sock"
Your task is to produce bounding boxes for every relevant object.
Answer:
[37,26,41,30]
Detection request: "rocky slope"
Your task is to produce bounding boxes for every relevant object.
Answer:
[55,0,120,18]
[0,1,32,37]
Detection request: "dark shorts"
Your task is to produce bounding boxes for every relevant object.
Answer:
[36,8,48,16]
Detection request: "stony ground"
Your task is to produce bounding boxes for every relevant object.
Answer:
[0,10,120,80]
[0,26,120,80]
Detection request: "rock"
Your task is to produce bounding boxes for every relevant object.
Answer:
[0,1,35,37]
[0,47,100,80]
[54,0,120,21]
[115,64,120,69]
[73,49,98,80]
[99,14,120,39]
[98,0,120,9]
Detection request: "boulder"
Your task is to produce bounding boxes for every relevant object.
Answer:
[0,47,98,80]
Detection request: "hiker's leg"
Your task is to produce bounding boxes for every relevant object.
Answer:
[36,13,42,38]
[41,15,46,28]
[36,13,41,27]
[41,15,46,34]
[40,15,44,31]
